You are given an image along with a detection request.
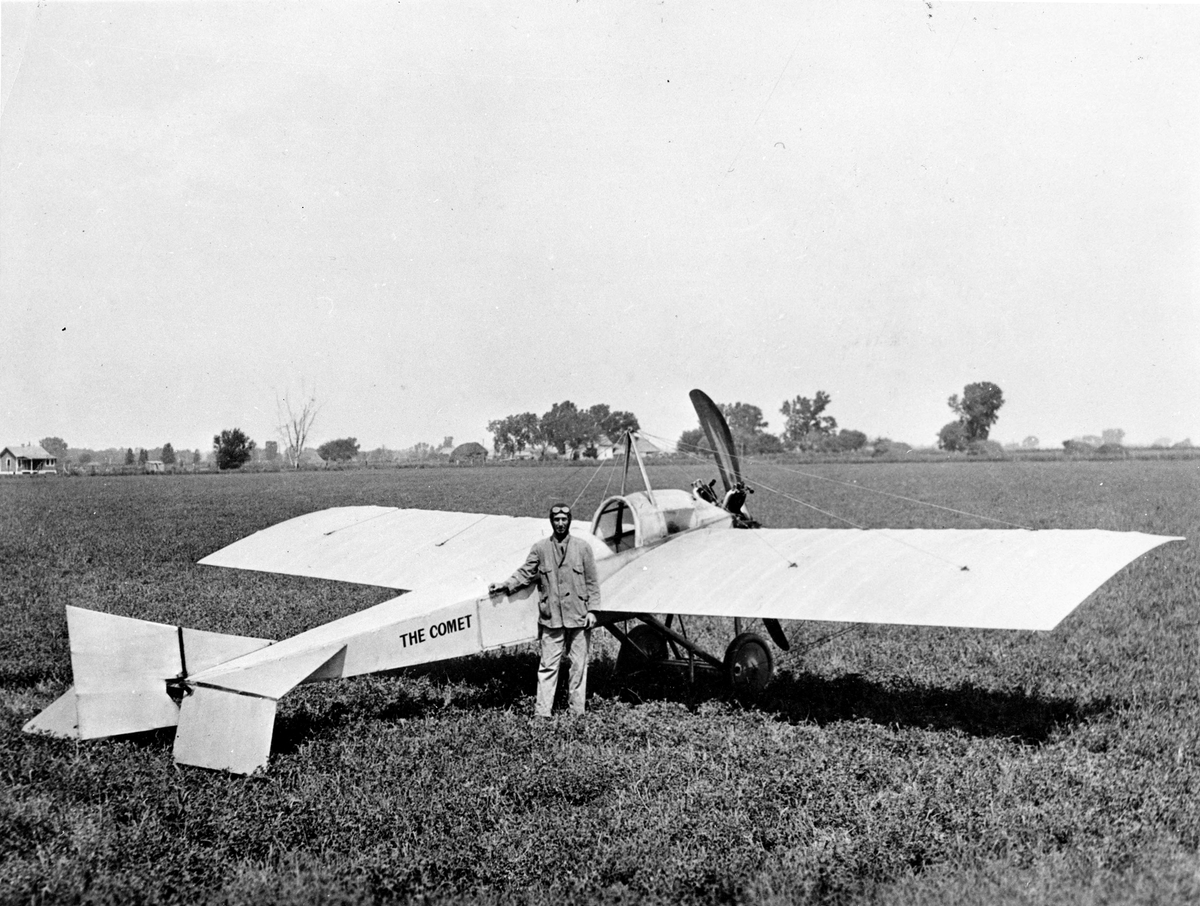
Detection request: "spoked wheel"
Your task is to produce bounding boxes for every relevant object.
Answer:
[616,624,669,675]
[724,632,774,693]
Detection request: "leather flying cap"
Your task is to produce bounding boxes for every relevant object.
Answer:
[549,503,572,523]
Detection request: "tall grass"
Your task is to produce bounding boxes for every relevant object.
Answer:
[2,461,1196,904]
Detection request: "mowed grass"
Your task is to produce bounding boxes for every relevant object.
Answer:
[1,459,1197,905]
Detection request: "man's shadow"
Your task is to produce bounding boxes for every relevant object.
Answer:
[270,650,1111,756]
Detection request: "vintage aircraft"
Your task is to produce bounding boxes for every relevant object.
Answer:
[25,390,1181,774]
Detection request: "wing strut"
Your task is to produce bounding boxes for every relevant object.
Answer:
[621,431,656,506]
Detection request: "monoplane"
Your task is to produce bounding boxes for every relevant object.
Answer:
[25,390,1181,773]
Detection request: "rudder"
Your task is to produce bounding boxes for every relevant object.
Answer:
[23,606,272,740]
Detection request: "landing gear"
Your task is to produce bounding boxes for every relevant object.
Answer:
[615,624,668,674]
[724,632,774,693]
[606,616,775,693]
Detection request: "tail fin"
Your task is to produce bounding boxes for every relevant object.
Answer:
[23,606,272,741]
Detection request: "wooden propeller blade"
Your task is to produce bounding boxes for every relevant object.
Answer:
[763,617,790,651]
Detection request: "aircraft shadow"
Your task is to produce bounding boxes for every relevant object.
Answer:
[271,651,1112,755]
[753,671,1112,745]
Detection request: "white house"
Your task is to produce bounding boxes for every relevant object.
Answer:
[0,444,58,475]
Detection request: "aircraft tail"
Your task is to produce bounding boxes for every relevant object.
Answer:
[23,606,273,743]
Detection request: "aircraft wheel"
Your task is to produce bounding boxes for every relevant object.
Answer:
[616,624,668,675]
[724,632,774,693]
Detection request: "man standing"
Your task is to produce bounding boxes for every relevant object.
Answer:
[489,504,600,717]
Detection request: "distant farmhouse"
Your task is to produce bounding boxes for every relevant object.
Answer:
[296,448,326,467]
[613,436,663,459]
[0,444,57,475]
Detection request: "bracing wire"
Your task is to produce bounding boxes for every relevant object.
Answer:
[641,431,982,569]
[569,457,611,512]
[641,430,1032,530]
[748,459,1032,530]
[798,625,860,655]
[600,456,617,500]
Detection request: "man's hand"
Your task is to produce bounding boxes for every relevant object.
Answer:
[488,583,505,597]
[584,611,597,630]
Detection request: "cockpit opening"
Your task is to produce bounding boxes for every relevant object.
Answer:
[593,497,638,553]
[591,489,732,553]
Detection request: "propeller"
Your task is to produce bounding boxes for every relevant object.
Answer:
[689,389,742,495]
[763,618,790,651]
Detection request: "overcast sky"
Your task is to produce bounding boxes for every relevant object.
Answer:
[2,1,1197,454]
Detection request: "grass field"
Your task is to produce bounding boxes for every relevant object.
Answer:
[2,459,1197,905]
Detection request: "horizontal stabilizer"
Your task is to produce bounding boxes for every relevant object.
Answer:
[192,642,349,700]
[22,687,80,738]
[23,606,273,742]
[173,685,277,774]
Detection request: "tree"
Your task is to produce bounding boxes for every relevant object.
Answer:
[125,448,135,465]
[1021,436,1039,450]
[541,401,595,455]
[588,404,640,441]
[263,440,278,462]
[277,383,320,470]
[677,427,712,457]
[1102,428,1125,447]
[780,392,837,450]
[938,421,969,452]
[318,437,361,462]
[138,448,149,465]
[39,437,68,460]
[756,433,784,455]
[213,428,256,470]
[720,402,770,457]
[833,429,867,452]
[487,412,542,457]
[947,382,1005,442]
[161,443,176,465]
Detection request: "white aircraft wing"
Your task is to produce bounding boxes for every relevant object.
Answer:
[198,506,560,591]
[599,527,1180,631]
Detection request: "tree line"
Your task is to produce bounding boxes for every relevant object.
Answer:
[487,402,640,458]
[676,382,1009,458]
[677,393,870,457]
[34,380,1018,474]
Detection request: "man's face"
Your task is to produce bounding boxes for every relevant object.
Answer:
[551,514,570,537]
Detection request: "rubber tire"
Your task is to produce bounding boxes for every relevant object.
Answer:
[724,632,774,693]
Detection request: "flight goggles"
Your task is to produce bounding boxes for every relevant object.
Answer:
[549,504,572,520]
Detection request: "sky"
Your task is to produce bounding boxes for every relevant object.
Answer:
[2,1,1197,454]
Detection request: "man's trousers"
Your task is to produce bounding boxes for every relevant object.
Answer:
[536,625,590,717]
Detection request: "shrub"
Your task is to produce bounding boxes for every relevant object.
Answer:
[1096,443,1129,458]
[832,429,867,452]
[966,439,1005,458]
[872,439,912,457]
[937,422,969,452]
[1063,439,1095,456]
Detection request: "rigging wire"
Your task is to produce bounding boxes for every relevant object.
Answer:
[644,430,1032,530]
[600,458,616,500]
[644,431,976,569]
[569,456,611,512]
[798,625,860,655]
